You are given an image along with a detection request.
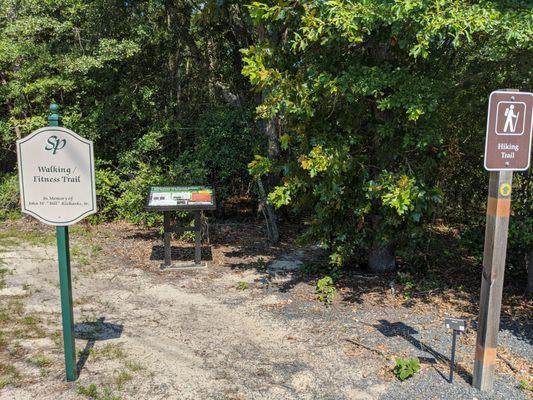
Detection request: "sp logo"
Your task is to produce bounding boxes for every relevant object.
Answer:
[45,136,66,154]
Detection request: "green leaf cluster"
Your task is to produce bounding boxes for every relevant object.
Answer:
[393,357,421,381]
[316,275,336,304]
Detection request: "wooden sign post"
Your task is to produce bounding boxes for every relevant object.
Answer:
[16,104,97,381]
[473,90,532,391]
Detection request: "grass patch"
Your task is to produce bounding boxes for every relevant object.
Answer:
[396,270,443,299]
[79,343,126,362]
[0,332,7,349]
[0,228,55,248]
[97,343,126,360]
[78,383,100,398]
[71,242,101,266]
[236,281,249,290]
[7,312,46,339]
[0,299,24,324]
[0,363,21,389]
[0,210,22,221]
[22,315,39,327]
[0,299,48,387]
[28,352,52,368]
[124,360,144,372]
[0,267,8,289]
[78,383,121,400]
[519,380,533,392]
[74,296,94,306]
[71,245,90,266]
[114,370,132,389]
[50,331,62,347]
[256,257,267,271]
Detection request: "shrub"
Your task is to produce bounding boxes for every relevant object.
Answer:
[316,275,336,305]
[115,163,163,226]
[92,166,121,222]
[507,173,532,281]
[0,173,20,219]
[393,358,420,381]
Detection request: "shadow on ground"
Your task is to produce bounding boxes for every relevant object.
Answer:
[150,245,213,262]
[74,317,123,375]
[373,319,472,384]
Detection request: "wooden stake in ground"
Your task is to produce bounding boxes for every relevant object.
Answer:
[473,170,512,391]
[473,89,532,391]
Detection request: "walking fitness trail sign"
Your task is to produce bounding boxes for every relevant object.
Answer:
[17,126,96,225]
[16,104,97,382]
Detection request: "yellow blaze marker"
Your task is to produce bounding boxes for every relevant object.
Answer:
[499,183,511,197]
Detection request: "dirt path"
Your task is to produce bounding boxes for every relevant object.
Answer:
[0,222,530,400]
[0,243,386,400]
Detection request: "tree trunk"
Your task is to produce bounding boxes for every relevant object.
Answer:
[367,212,395,273]
[367,98,396,273]
[368,240,396,273]
[253,23,281,242]
[256,177,279,243]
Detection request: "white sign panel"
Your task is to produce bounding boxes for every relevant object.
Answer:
[16,126,97,226]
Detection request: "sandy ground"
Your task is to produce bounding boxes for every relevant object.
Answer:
[0,222,530,400]
[0,243,388,400]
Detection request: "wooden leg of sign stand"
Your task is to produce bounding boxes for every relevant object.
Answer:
[163,211,172,267]
[161,211,206,270]
[194,211,201,265]
[473,171,513,391]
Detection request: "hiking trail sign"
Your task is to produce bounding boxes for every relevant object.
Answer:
[484,90,533,171]
[17,124,96,226]
[474,89,531,392]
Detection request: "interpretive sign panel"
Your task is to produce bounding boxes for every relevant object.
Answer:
[16,126,97,226]
[484,90,533,171]
[146,186,216,211]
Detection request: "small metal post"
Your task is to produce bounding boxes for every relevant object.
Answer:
[50,104,77,381]
[450,330,458,383]
[163,211,171,267]
[194,211,201,265]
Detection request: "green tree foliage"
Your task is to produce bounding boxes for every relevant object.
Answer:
[0,0,259,224]
[243,0,532,267]
[0,173,19,219]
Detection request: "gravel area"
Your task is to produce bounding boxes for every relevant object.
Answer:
[263,270,531,400]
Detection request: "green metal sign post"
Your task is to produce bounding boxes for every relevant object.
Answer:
[48,104,77,381]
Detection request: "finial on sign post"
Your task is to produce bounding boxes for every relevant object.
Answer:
[48,103,62,127]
